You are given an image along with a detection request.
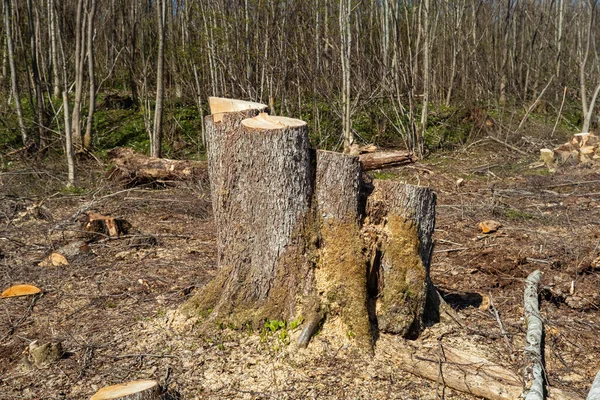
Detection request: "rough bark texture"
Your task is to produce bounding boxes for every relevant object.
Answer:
[313,150,370,346]
[183,114,314,327]
[204,109,261,259]
[183,97,440,347]
[364,180,436,336]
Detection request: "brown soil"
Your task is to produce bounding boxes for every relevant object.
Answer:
[1,145,599,399]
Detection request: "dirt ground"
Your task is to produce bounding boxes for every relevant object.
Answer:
[1,143,599,399]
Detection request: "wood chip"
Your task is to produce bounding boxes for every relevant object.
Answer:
[39,252,69,267]
[479,220,502,234]
[1,284,42,298]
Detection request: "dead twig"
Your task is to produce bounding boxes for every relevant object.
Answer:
[488,292,513,354]
[487,135,529,155]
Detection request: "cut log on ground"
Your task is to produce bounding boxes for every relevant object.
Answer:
[383,338,581,400]
[90,380,160,400]
[106,147,412,189]
[358,150,414,171]
[106,147,207,186]
[523,270,544,400]
[182,97,444,348]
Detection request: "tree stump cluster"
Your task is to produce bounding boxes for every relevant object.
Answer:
[182,97,438,348]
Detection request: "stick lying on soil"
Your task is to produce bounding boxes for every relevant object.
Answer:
[587,370,600,400]
[523,270,544,400]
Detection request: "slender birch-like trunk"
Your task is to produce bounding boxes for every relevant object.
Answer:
[151,0,165,158]
[83,0,96,150]
[4,0,28,144]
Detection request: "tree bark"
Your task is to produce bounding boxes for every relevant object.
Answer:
[72,0,85,148]
[358,151,414,171]
[26,0,45,145]
[151,0,165,158]
[183,98,439,348]
[3,0,28,144]
[313,150,371,346]
[204,97,268,259]
[106,147,207,186]
[364,180,436,336]
[83,0,97,150]
[183,112,315,327]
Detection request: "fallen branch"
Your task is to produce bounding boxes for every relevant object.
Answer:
[523,270,544,400]
[383,338,580,400]
[588,370,600,400]
[487,135,529,155]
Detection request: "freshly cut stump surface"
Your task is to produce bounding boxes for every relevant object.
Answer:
[90,380,159,400]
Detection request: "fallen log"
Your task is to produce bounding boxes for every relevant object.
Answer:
[523,270,544,400]
[382,338,581,400]
[106,147,414,187]
[358,150,414,171]
[106,147,208,186]
[588,370,600,400]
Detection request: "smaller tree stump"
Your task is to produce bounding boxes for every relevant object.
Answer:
[90,380,160,400]
[364,180,436,336]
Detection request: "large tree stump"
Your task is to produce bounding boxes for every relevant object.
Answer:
[183,97,440,347]
[183,112,314,326]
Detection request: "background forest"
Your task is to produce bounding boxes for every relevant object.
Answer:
[1,0,600,170]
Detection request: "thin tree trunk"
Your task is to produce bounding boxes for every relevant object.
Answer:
[83,0,96,150]
[27,0,45,145]
[4,0,28,144]
[151,0,165,158]
[57,7,75,187]
[72,0,85,148]
[419,0,430,157]
[340,0,353,152]
[49,0,60,99]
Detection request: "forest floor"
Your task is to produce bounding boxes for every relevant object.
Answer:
[0,141,599,399]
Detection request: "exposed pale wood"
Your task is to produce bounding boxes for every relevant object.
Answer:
[358,151,414,171]
[1,284,41,298]
[208,96,268,122]
[385,339,581,400]
[107,147,207,186]
[90,380,159,400]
